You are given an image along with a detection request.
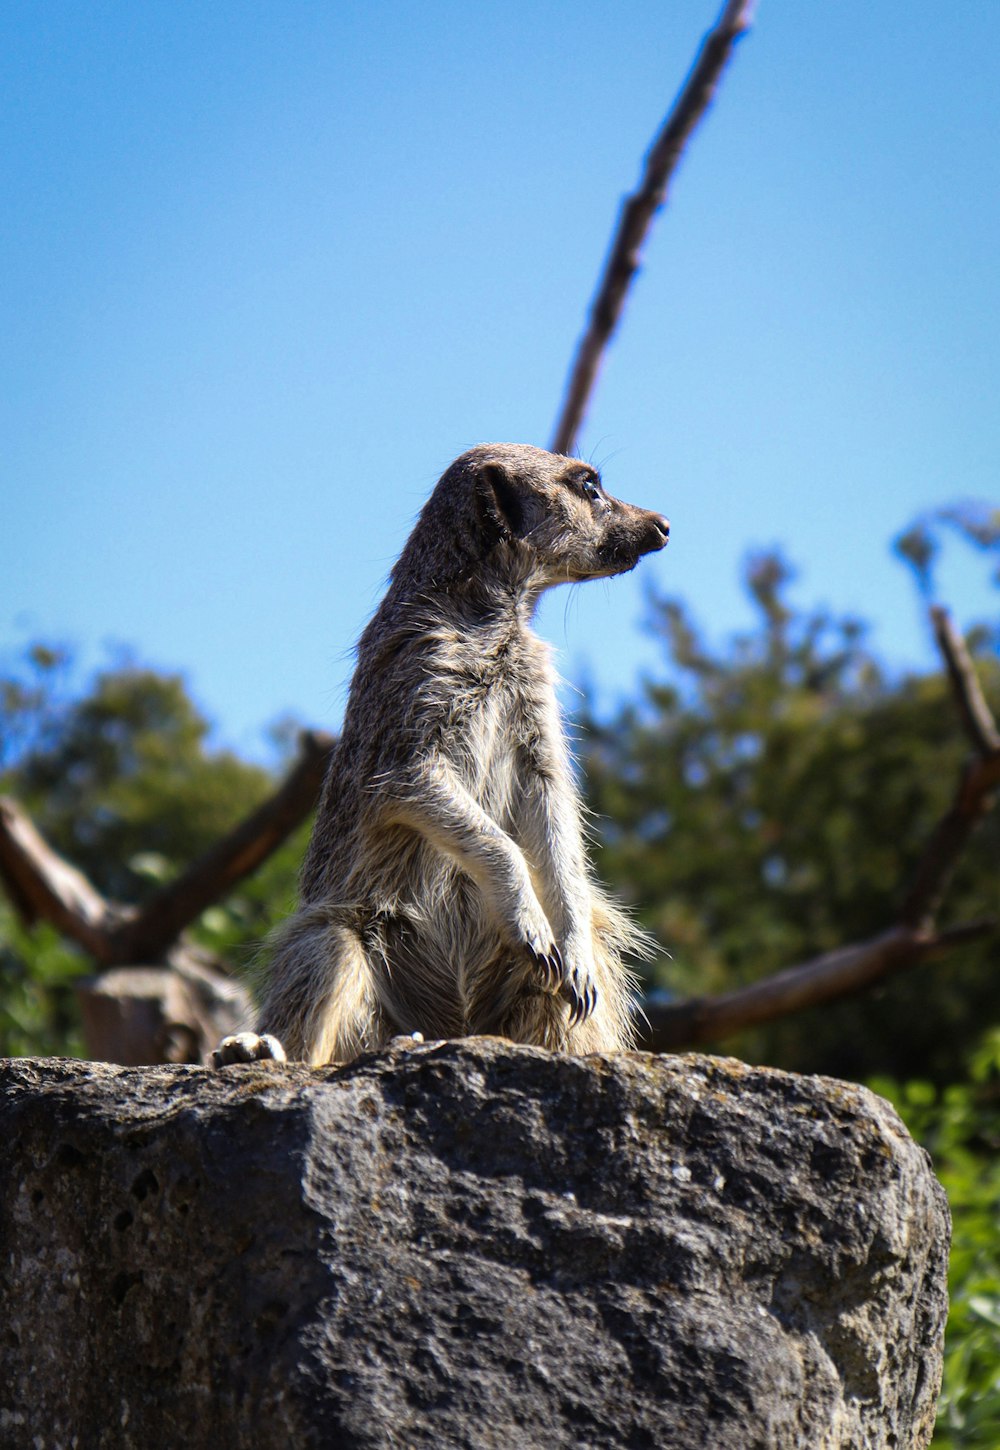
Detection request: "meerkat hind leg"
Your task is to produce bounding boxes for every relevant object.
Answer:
[213,908,388,1068]
[268,911,389,1065]
[463,948,570,1050]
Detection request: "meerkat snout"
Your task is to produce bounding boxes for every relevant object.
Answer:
[622,510,670,563]
[649,514,670,547]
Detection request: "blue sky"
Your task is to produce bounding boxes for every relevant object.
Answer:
[4,1,998,760]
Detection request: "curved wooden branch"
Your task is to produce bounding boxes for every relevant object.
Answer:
[550,0,755,456]
[0,731,336,968]
[108,730,335,964]
[0,797,124,962]
[640,919,997,1052]
[899,751,1000,928]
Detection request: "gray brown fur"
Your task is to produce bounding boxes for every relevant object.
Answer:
[216,444,668,1067]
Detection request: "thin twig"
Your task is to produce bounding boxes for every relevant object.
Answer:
[550,0,755,457]
[931,605,1000,755]
[641,918,997,1052]
[896,611,1000,926]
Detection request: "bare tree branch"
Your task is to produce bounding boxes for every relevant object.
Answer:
[641,919,997,1051]
[0,798,124,962]
[899,749,1000,928]
[898,611,1000,928]
[109,730,334,963]
[931,605,1000,755]
[0,731,335,968]
[550,0,755,457]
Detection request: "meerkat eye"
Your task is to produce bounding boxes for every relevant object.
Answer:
[570,473,603,504]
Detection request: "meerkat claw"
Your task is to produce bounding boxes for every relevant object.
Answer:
[526,937,563,991]
[561,972,598,1027]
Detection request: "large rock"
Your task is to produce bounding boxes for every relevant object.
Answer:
[1,1042,948,1449]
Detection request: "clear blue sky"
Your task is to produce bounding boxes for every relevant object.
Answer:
[4,1,998,760]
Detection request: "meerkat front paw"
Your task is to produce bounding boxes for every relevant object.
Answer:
[211,1032,287,1068]
[522,914,598,1026]
[551,936,599,1026]
[511,898,563,990]
[559,965,599,1026]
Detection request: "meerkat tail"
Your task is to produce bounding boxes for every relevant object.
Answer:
[258,905,386,1067]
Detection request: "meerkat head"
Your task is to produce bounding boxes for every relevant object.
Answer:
[470,444,669,589]
[389,444,668,602]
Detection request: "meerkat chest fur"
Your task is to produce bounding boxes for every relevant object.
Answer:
[421,614,567,824]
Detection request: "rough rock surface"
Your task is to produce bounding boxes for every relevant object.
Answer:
[1,1041,948,1449]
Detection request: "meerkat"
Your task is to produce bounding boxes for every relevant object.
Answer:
[214,443,668,1067]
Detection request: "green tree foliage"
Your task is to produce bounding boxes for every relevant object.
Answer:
[0,903,85,1059]
[894,501,1000,597]
[0,645,307,1055]
[876,1032,1000,1448]
[581,552,999,1084]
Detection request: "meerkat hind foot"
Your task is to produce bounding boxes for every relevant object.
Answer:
[211,1032,287,1068]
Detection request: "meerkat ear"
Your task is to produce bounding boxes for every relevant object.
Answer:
[475,463,527,548]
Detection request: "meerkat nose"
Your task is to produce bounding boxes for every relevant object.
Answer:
[651,515,670,546]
